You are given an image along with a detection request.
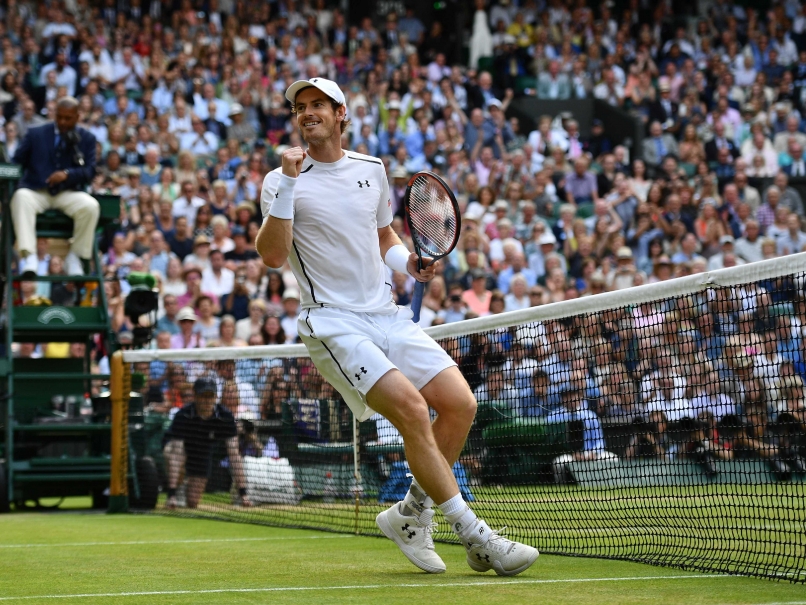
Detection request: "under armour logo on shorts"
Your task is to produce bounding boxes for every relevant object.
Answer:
[355,367,367,380]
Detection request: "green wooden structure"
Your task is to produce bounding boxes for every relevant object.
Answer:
[0,164,126,511]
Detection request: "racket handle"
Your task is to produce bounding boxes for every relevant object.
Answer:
[411,281,425,323]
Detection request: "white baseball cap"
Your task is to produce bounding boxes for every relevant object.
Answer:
[285,77,346,106]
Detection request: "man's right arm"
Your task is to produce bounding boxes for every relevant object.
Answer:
[256,147,306,268]
[12,130,32,167]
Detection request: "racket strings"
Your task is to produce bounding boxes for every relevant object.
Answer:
[408,177,458,256]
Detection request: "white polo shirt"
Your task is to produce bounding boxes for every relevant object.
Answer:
[260,150,395,313]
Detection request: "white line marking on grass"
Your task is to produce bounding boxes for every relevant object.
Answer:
[0,535,355,549]
[0,574,730,601]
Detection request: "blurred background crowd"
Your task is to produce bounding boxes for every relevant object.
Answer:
[4,1,806,453]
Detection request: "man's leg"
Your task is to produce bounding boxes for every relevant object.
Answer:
[52,191,100,272]
[398,367,475,516]
[370,369,538,576]
[11,188,49,273]
[164,440,186,509]
[421,366,477,466]
[366,369,458,506]
[186,477,207,508]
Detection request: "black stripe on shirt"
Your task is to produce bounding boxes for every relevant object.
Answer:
[292,241,323,306]
[347,155,382,165]
[300,164,313,174]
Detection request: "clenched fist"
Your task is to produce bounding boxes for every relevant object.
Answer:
[281,146,307,178]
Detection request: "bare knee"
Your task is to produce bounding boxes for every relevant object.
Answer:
[164,440,185,459]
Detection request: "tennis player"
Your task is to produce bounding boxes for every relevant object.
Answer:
[256,77,538,576]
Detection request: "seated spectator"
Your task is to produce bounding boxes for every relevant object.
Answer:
[180,115,219,156]
[641,120,679,170]
[565,157,599,206]
[537,60,570,100]
[194,295,221,342]
[177,265,218,309]
[170,306,206,349]
[776,213,806,256]
[462,268,492,316]
[519,369,556,417]
[210,315,248,348]
[220,266,251,321]
[12,97,99,277]
[504,274,530,312]
[156,294,181,336]
[624,417,666,461]
[236,299,267,343]
[202,248,235,299]
[280,288,301,343]
[439,284,470,324]
[547,371,618,484]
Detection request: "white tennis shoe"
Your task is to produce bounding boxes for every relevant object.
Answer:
[376,503,446,574]
[463,520,539,576]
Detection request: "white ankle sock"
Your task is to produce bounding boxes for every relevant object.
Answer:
[437,494,477,537]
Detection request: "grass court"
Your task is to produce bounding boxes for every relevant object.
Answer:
[1,499,805,605]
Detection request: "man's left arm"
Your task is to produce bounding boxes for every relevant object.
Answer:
[225,436,251,506]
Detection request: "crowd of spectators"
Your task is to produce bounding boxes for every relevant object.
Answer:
[4,0,806,475]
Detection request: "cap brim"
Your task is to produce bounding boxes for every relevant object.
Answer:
[285,80,315,104]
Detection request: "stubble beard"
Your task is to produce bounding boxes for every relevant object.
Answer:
[299,118,337,146]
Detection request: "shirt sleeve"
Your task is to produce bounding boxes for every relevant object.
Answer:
[259,169,283,221]
[376,164,393,229]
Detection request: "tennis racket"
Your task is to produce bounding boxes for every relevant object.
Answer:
[403,171,461,323]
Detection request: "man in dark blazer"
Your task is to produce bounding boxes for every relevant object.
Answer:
[647,81,679,134]
[11,96,99,276]
[704,121,739,164]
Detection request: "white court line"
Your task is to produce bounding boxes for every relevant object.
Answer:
[0,575,730,601]
[0,535,355,549]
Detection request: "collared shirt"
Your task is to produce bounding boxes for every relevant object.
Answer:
[545,405,607,452]
[565,170,598,200]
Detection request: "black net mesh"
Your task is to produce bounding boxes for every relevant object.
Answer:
[126,271,806,583]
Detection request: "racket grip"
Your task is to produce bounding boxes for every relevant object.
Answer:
[411,281,425,323]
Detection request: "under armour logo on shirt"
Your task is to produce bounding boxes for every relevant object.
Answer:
[357,180,369,188]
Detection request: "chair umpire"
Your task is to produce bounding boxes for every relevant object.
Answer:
[11,96,99,276]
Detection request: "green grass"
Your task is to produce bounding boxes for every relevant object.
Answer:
[1,511,805,605]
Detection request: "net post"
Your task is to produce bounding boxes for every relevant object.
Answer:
[108,351,129,513]
[353,412,361,535]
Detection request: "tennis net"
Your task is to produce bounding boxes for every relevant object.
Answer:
[120,253,806,582]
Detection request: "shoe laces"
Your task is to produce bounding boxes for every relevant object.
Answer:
[481,526,514,555]
[417,508,438,550]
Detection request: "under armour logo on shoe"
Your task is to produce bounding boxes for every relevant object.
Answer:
[355,367,367,381]
[358,180,370,188]
[476,553,490,562]
[402,523,416,539]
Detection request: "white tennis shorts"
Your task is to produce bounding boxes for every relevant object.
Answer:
[297,305,457,421]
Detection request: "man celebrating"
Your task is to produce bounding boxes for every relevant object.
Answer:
[12,97,99,276]
[256,77,537,576]
[163,378,251,509]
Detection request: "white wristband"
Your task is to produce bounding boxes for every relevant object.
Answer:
[268,174,297,220]
[384,244,410,274]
